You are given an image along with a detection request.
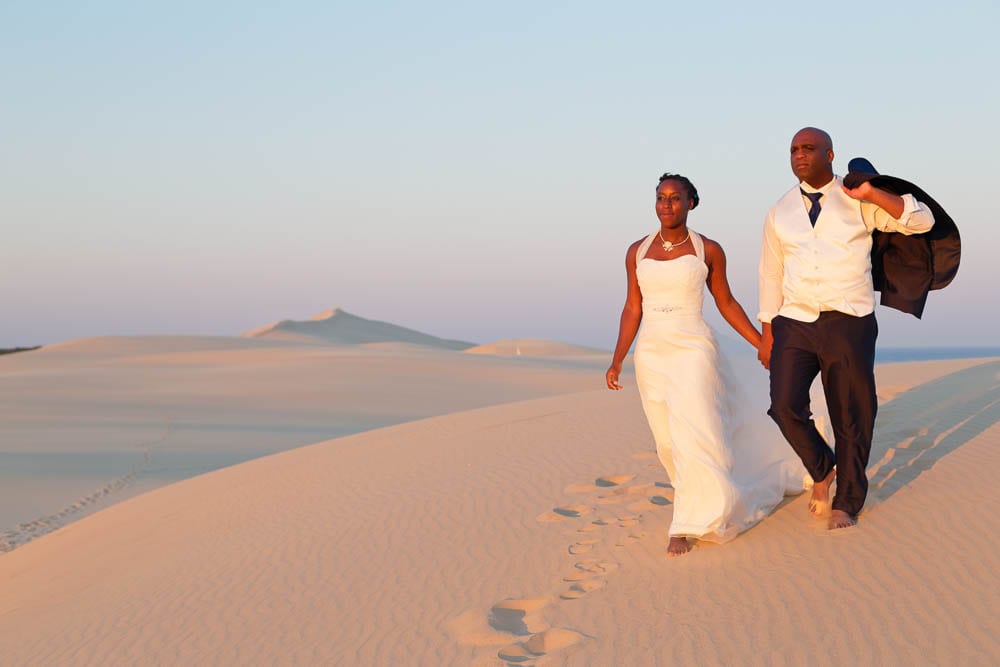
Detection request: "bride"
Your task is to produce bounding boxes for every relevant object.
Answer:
[606,173,811,557]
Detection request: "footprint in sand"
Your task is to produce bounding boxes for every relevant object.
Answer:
[536,504,595,523]
[575,518,611,532]
[486,599,587,664]
[560,578,607,599]
[488,598,550,635]
[594,491,629,506]
[491,466,654,663]
[553,504,592,518]
[568,538,599,555]
[595,474,636,487]
[595,483,654,505]
[572,558,619,576]
[498,627,586,664]
[614,531,647,547]
[520,457,665,660]
[627,492,674,512]
[626,498,656,512]
[559,557,620,600]
[489,600,596,665]
[535,510,567,523]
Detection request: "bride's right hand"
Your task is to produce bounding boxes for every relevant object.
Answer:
[606,364,623,390]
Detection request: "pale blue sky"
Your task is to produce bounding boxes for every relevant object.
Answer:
[2,1,997,348]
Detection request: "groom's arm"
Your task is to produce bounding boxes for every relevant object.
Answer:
[843,181,935,235]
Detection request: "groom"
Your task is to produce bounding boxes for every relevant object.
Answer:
[756,127,935,529]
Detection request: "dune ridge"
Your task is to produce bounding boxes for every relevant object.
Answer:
[0,333,611,550]
[0,357,997,664]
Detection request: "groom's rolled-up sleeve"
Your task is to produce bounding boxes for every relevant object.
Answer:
[864,194,935,234]
[757,210,784,323]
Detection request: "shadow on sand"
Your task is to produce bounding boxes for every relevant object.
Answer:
[865,360,1000,506]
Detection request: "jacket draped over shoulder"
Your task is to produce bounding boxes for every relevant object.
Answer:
[843,172,961,318]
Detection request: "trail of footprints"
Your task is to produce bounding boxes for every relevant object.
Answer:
[0,421,173,553]
[485,451,672,665]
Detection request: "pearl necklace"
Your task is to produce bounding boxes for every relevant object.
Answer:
[659,230,690,252]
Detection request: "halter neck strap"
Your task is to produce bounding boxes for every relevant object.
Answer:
[636,229,701,262]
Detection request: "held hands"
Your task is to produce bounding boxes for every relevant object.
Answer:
[758,326,773,370]
[757,345,771,370]
[606,363,623,390]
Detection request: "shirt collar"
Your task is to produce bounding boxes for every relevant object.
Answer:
[800,175,839,195]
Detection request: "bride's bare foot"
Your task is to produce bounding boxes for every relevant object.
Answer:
[828,510,857,530]
[808,469,836,516]
[667,536,691,557]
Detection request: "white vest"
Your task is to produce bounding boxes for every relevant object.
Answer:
[771,181,875,322]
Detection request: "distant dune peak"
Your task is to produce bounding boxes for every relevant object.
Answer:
[309,307,346,321]
[243,308,475,350]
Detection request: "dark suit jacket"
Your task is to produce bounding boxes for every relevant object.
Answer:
[843,172,960,318]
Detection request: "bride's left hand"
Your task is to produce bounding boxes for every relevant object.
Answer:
[606,365,623,390]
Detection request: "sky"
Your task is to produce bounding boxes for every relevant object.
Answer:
[2,1,997,349]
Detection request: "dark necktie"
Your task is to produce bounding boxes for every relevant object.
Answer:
[800,189,823,226]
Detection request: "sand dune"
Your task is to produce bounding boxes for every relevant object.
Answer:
[0,334,611,551]
[40,334,299,357]
[0,356,997,665]
[243,307,475,349]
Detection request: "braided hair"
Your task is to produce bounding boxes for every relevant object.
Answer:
[656,173,699,209]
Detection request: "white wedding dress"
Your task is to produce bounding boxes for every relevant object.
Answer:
[633,230,816,542]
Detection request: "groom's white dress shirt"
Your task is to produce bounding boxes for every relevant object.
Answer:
[758,176,935,324]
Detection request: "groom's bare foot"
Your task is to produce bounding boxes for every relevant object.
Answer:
[828,510,857,530]
[808,469,836,516]
[667,536,691,557]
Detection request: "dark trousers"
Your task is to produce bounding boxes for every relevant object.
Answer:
[768,312,878,516]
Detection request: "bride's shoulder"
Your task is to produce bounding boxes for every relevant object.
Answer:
[625,235,651,266]
[627,236,647,254]
[697,234,728,263]
[697,233,722,251]
[627,233,655,254]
